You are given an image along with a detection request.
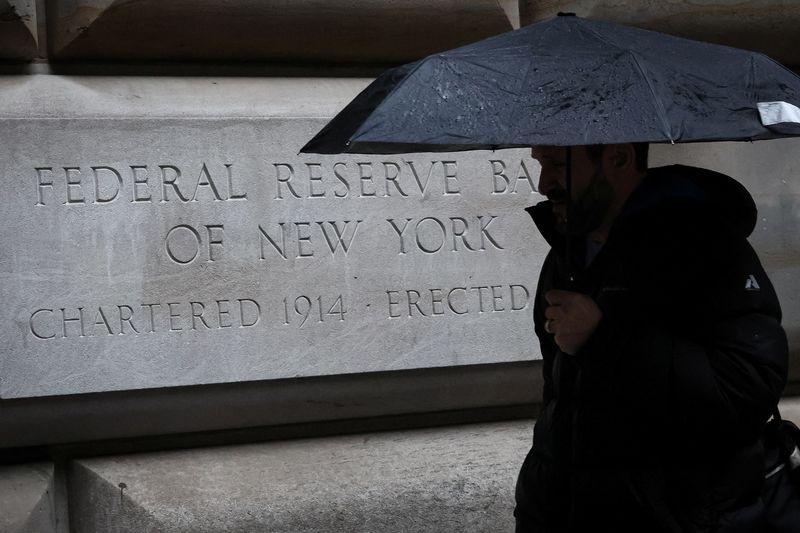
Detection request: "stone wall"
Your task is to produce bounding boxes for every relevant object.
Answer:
[1,1,532,450]
[521,1,800,68]
[2,2,799,532]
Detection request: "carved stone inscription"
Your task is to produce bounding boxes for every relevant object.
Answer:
[0,119,546,398]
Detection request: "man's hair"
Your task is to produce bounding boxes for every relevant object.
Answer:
[585,143,649,172]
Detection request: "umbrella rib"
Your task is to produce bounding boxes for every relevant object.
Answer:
[350,60,428,143]
[575,17,625,52]
[446,58,524,98]
[576,16,674,142]
[627,51,675,143]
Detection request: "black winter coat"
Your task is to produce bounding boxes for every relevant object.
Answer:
[515,165,789,533]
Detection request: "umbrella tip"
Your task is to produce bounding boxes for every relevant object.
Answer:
[557,12,577,17]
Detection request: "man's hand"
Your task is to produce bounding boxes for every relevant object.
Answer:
[544,290,603,355]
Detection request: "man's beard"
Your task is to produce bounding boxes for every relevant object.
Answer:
[551,169,613,236]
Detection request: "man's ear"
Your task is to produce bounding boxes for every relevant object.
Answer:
[603,144,635,173]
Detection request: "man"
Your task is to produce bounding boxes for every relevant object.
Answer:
[515,143,789,532]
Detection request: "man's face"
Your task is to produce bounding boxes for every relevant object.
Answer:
[531,146,614,236]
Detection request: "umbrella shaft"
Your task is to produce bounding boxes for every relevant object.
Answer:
[565,145,574,288]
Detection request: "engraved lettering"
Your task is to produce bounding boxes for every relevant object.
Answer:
[383,162,408,197]
[316,220,362,256]
[165,224,202,264]
[191,163,223,202]
[406,160,435,195]
[33,163,245,206]
[296,222,314,258]
[92,307,114,336]
[430,289,445,315]
[490,160,509,193]
[274,163,301,199]
[92,166,123,204]
[385,285,529,318]
[358,162,376,197]
[478,216,503,250]
[64,167,85,205]
[282,295,346,327]
[333,162,350,198]
[471,286,490,313]
[406,290,427,317]
[513,160,536,193]
[226,164,247,200]
[442,161,460,195]
[510,284,530,310]
[34,299,270,339]
[168,302,183,331]
[387,218,413,255]
[35,167,54,206]
[142,303,160,333]
[307,163,326,198]
[118,305,140,334]
[61,307,86,338]
[30,309,55,339]
[491,285,505,311]
[259,223,288,260]
[415,217,447,254]
[160,165,190,203]
[217,300,232,328]
[191,302,211,330]
[238,299,261,327]
[491,159,536,194]
[130,165,152,203]
[450,217,477,252]
[266,159,472,199]
[389,216,502,254]
[205,224,224,262]
[387,290,401,318]
[448,287,468,315]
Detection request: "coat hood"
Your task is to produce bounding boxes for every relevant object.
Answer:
[526,165,758,247]
[621,165,757,238]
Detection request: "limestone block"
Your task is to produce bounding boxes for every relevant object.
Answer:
[0,74,544,399]
[520,1,800,67]
[68,420,530,532]
[780,396,800,425]
[499,0,520,29]
[48,0,513,62]
[0,0,38,60]
[0,463,56,533]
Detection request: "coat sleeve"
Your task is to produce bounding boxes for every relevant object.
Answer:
[534,250,560,406]
[581,207,788,452]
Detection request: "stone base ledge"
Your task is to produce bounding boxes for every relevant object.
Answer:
[4,398,800,532]
[68,420,531,533]
[0,463,56,533]
[0,0,39,61]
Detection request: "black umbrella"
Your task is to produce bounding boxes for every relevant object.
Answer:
[300,13,800,286]
[301,13,800,155]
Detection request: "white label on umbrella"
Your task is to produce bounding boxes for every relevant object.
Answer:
[758,101,800,126]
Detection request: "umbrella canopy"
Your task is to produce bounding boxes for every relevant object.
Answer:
[301,13,800,155]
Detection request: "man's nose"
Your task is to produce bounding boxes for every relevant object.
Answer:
[537,169,558,196]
